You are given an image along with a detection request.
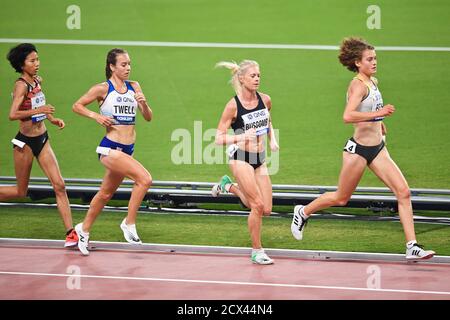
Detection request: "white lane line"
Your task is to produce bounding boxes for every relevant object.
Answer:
[1,270,449,296]
[0,38,449,52]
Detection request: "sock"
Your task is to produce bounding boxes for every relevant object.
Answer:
[252,248,264,256]
[406,240,417,248]
[65,228,74,235]
[299,207,308,220]
[80,224,89,235]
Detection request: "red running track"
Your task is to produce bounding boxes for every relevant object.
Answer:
[0,245,449,300]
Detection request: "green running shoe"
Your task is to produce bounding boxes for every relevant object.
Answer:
[211,175,233,197]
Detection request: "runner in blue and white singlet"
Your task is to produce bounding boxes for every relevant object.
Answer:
[72,48,153,256]
[100,80,137,125]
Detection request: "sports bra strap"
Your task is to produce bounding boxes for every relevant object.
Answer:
[125,81,134,91]
[106,80,115,94]
[353,75,372,90]
[16,78,35,92]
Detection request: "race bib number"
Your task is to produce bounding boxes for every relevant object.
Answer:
[372,91,384,121]
[241,108,270,136]
[31,91,47,123]
[113,102,136,125]
[344,140,357,154]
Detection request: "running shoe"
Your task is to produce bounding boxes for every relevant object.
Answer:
[251,250,274,265]
[120,218,142,244]
[406,243,435,260]
[75,223,90,256]
[64,228,78,248]
[211,175,233,197]
[211,183,221,197]
[291,205,308,240]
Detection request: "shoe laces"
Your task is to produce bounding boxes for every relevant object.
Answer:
[299,217,308,230]
[261,253,271,261]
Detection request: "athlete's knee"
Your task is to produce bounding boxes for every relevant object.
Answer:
[331,192,350,207]
[263,205,272,216]
[52,180,66,195]
[96,190,115,202]
[250,199,264,215]
[136,173,152,189]
[395,186,411,200]
[335,198,349,207]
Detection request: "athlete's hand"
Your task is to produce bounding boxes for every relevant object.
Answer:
[378,104,395,117]
[95,114,114,127]
[38,105,55,115]
[50,118,65,129]
[270,139,279,152]
[244,128,257,142]
[134,92,147,105]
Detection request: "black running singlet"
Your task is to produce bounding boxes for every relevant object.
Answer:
[231,92,270,136]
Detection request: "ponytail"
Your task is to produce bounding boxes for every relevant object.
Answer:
[215,60,259,94]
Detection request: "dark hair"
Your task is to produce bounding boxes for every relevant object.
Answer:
[338,37,375,72]
[105,48,127,79]
[7,43,37,73]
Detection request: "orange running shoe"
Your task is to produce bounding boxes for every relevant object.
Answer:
[65,228,79,247]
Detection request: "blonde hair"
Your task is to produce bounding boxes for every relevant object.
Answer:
[215,60,259,94]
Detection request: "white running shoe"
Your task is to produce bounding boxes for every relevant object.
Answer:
[406,243,435,261]
[291,205,308,240]
[75,223,90,256]
[211,183,221,197]
[120,218,142,244]
[251,250,274,265]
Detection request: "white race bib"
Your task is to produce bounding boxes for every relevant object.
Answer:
[96,146,111,156]
[31,91,47,123]
[112,97,136,125]
[11,138,25,148]
[372,89,384,121]
[226,144,239,157]
[344,140,357,153]
[241,108,270,136]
